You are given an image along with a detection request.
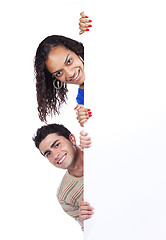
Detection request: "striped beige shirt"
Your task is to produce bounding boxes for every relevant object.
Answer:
[57,171,84,227]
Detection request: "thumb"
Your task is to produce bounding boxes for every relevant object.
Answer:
[82,194,84,201]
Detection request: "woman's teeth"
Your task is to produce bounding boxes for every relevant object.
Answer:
[72,70,80,81]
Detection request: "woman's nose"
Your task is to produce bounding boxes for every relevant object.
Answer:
[65,67,74,81]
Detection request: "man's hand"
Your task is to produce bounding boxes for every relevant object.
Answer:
[80,131,92,149]
[79,195,94,222]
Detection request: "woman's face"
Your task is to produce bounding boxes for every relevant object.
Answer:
[46,46,85,86]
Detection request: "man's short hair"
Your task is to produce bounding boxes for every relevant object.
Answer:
[33,123,71,149]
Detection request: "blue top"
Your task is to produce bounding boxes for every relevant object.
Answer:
[76,88,84,105]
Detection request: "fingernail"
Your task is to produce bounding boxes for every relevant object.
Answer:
[87,109,91,111]
[88,25,92,27]
[85,16,89,18]
[88,112,92,115]
[89,114,92,117]
[89,20,92,22]
[74,106,78,110]
[86,29,90,32]
[79,32,83,35]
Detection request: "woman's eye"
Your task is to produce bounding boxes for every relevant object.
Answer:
[56,71,62,77]
[67,58,72,65]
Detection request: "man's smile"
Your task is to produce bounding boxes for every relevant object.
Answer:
[56,153,67,165]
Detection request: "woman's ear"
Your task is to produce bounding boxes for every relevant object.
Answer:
[69,134,77,145]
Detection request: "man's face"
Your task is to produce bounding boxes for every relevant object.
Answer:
[39,133,77,169]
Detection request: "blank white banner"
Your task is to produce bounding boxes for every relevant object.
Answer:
[84,1,166,239]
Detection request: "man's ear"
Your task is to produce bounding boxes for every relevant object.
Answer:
[69,134,76,146]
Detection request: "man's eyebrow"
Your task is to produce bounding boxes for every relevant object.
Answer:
[52,54,70,75]
[50,140,59,148]
[43,140,59,156]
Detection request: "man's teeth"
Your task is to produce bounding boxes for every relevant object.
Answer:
[57,155,66,164]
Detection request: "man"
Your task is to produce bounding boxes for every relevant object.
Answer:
[33,123,93,229]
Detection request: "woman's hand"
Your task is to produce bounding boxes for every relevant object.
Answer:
[79,131,92,149]
[79,195,94,222]
[74,105,92,127]
[79,11,92,35]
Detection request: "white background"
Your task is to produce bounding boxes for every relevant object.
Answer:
[0,0,166,240]
[84,1,166,239]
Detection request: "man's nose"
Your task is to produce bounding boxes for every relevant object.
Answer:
[52,150,60,160]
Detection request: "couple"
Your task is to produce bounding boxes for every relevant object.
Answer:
[33,12,93,230]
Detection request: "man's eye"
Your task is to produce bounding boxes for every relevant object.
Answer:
[55,143,60,148]
[46,152,51,158]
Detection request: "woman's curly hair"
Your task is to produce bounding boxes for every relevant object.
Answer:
[34,35,84,122]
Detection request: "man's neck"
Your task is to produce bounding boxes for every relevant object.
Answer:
[68,146,84,178]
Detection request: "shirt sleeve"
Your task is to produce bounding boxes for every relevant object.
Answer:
[76,88,84,105]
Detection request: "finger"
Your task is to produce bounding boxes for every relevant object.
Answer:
[77,114,88,121]
[80,212,94,221]
[77,110,89,116]
[77,111,92,119]
[82,194,84,201]
[79,22,92,29]
[80,138,92,145]
[79,119,89,127]
[80,11,86,17]
[79,17,91,23]
[80,143,91,148]
[80,205,94,211]
[80,136,92,142]
[80,131,88,136]
[74,104,84,110]
[79,30,84,35]
[80,215,91,221]
[79,201,90,207]
[80,210,94,216]
[78,116,89,122]
[79,25,91,32]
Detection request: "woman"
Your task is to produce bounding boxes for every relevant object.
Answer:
[34,13,92,125]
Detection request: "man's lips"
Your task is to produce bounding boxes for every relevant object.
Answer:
[56,153,67,165]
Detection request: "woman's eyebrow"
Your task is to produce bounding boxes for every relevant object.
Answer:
[64,54,70,64]
[52,54,70,75]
